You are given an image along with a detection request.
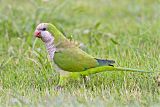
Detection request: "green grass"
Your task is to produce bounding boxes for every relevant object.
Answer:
[0,0,160,106]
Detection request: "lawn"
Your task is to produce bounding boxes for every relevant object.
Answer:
[0,0,160,106]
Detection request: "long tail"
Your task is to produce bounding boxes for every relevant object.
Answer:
[113,67,146,72]
[79,66,152,76]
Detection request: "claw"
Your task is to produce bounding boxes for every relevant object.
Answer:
[54,85,63,91]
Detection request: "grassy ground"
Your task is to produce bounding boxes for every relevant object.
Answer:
[0,0,160,106]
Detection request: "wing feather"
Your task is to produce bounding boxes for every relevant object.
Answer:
[54,47,98,72]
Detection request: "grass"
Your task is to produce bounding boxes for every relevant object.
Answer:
[0,0,160,106]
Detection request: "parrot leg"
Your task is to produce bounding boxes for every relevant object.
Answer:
[55,69,81,90]
[54,65,110,90]
[156,74,160,86]
[58,72,81,85]
[54,75,66,90]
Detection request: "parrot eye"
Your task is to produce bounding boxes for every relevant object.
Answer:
[42,28,46,31]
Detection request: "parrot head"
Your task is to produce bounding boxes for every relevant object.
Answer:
[34,23,66,44]
[34,23,53,42]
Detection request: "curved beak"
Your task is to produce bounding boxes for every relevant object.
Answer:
[34,30,41,38]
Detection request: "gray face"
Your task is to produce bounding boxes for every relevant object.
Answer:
[34,23,54,42]
[34,23,56,60]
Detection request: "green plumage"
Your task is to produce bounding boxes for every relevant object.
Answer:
[45,23,148,74]
[54,47,98,72]
[35,23,154,86]
[47,23,114,72]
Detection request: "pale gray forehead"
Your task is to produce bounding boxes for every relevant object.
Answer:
[36,23,48,30]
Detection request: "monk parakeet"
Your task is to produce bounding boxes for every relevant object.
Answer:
[34,23,146,86]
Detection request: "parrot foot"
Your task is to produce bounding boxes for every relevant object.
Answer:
[54,85,63,91]
[83,76,90,81]
[156,74,160,87]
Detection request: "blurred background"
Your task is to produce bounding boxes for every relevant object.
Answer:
[0,0,160,106]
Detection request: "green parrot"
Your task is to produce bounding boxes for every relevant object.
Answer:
[34,23,146,86]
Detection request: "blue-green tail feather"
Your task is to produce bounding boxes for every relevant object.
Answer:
[96,59,115,66]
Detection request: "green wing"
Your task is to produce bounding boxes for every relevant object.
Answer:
[54,47,99,72]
